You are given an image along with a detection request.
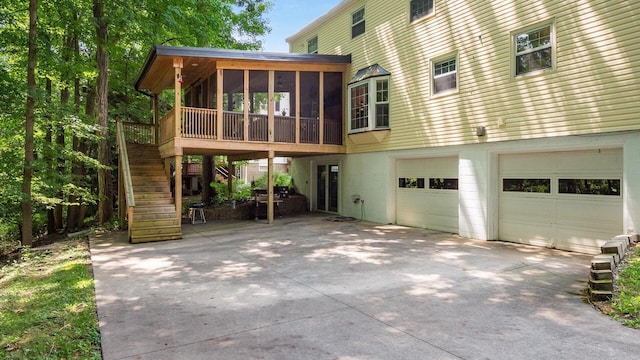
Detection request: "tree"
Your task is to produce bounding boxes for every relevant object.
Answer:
[22,0,37,246]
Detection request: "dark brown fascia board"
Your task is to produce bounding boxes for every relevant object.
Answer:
[135,45,352,91]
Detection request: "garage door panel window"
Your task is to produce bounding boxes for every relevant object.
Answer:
[558,179,621,196]
[429,178,458,190]
[503,178,550,193]
[399,177,425,188]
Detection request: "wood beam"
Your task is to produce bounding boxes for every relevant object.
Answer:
[319,72,324,145]
[228,151,269,163]
[243,70,249,141]
[268,70,275,142]
[174,57,183,140]
[216,69,223,139]
[175,155,183,221]
[267,151,274,224]
[295,71,300,144]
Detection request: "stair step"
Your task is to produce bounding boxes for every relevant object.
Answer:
[131,225,183,237]
[134,192,172,200]
[132,218,181,228]
[590,269,613,281]
[589,289,613,301]
[589,277,614,292]
[136,198,174,206]
[133,212,178,221]
[134,205,178,213]
[130,233,182,244]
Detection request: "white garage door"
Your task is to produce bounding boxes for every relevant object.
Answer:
[499,149,622,254]
[396,157,458,233]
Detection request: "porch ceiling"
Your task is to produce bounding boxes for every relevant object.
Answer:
[135,45,351,95]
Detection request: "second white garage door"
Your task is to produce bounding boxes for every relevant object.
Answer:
[499,149,623,254]
[396,157,458,233]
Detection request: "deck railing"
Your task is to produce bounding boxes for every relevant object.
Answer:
[121,122,156,145]
[161,106,343,145]
[115,120,136,239]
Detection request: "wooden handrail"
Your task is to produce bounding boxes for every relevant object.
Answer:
[116,120,136,212]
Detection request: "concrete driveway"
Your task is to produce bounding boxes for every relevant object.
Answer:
[90,214,639,360]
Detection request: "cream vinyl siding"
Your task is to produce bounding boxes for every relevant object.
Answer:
[288,0,640,154]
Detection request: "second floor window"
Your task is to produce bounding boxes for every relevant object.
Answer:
[352,8,365,38]
[515,24,553,76]
[307,36,318,54]
[433,57,457,95]
[410,0,434,22]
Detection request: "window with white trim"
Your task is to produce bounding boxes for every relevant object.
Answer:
[307,36,318,54]
[410,0,434,22]
[352,8,365,38]
[433,56,457,95]
[349,77,390,133]
[514,24,553,76]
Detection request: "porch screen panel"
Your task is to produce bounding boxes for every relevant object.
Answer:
[249,70,269,142]
[300,72,320,144]
[323,72,343,145]
[274,71,296,143]
[222,69,244,140]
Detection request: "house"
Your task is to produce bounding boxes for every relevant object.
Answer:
[122,46,350,242]
[284,0,640,254]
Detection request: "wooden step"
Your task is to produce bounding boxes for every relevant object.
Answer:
[136,198,174,206]
[130,233,182,244]
[134,205,178,213]
[133,211,178,221]
[131,218,181,229]
[131,225,183,238]
[133,185,171,193]
[134,192,173,200]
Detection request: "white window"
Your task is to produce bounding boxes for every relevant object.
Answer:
[307,36,318,54]
[514,24,553,76]
[352,8,365,38]
[432,56,457,95]
[410,0,434,22]
[349,77,390,133]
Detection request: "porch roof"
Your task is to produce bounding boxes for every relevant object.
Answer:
[135,45,352,94]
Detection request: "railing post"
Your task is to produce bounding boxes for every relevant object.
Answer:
[319,72,324,145]
[174,57,183,138]
[295,71,300,144]
[152,94,159,145]
[268,70,275,142]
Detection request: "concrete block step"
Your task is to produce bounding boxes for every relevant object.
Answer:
[589,277,614,292]
[589,289,613,301]
[591,254,616,270]
[590,269,613,281]
[601,240,625,258]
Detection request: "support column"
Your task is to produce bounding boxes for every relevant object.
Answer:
[227,160,235,201]
[216,69,223,139]
[202,155,214,204]
[173,57,183,138]
[164,158,171,181]
[267,151,275,224]
[175,155,183,221]
[152,94,159,145]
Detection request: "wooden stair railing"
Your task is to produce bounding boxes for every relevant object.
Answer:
[116,119,136,239]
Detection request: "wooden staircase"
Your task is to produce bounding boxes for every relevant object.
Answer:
[126,143,182,243]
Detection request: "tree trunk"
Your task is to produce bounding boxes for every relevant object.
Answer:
[45,78,56,234]
[66,18,83,232]
[22,0,37,246]
[94,0,112,225]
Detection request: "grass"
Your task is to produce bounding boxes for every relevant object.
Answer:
[0,239,101,359]
[609,245,640,328]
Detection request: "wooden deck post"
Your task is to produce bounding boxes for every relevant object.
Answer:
[173,57,183,139]
[216,69,223,139]
[152,94,159,145]
[118,149,125,230]
[175,155,183,221]
[319,72,324,145]
[267,150,274,224]
[227,161,234,200]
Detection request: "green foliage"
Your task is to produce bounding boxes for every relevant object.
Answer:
[209,179,253,205]
[252,172,292,189]
[0,0,273,246]
[0,240,101,359]
[611,246,640,328]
